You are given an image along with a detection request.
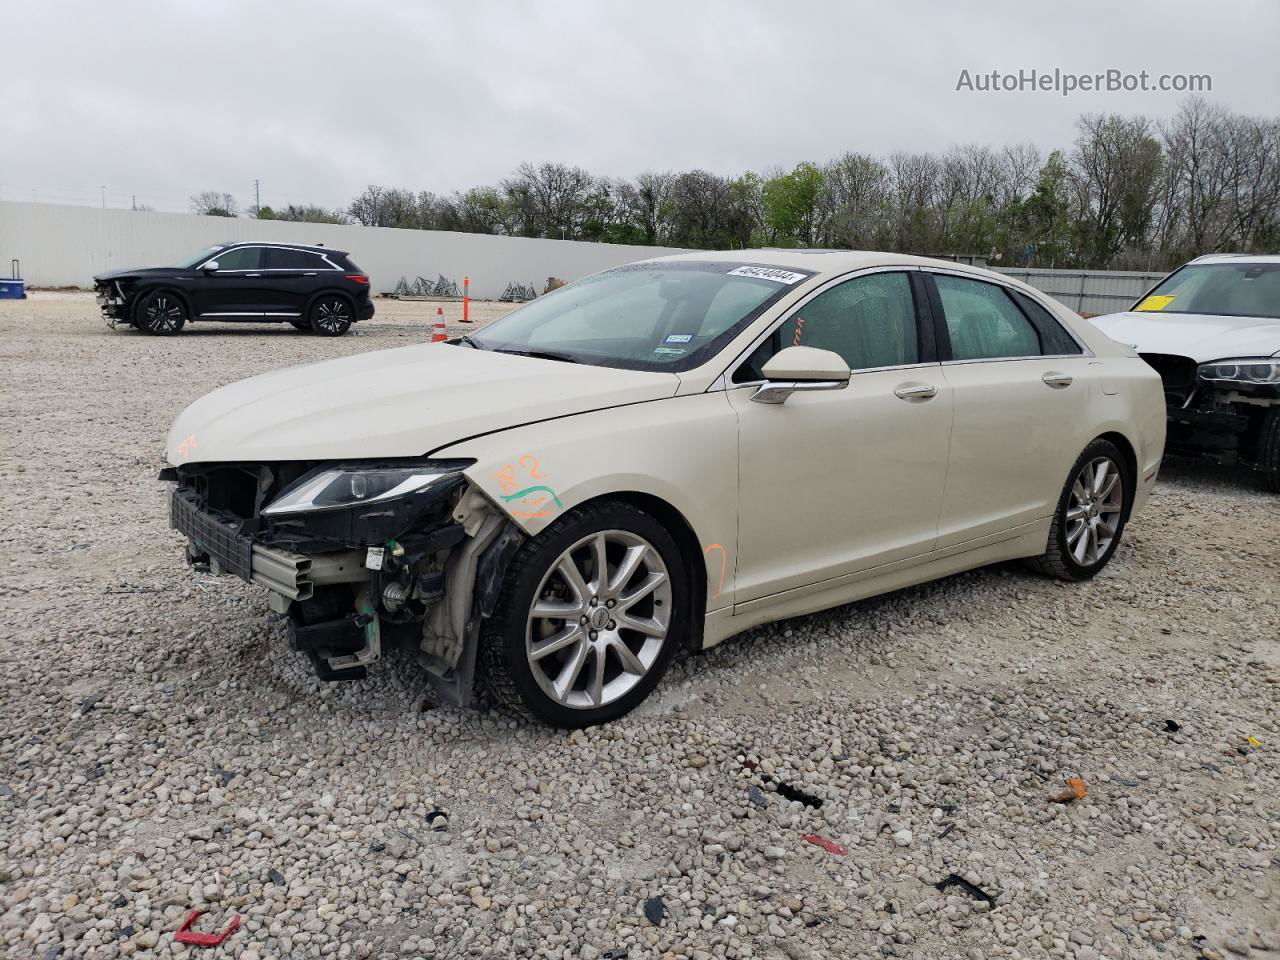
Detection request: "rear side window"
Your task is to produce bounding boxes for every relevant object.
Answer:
[264,248,333,270]
[1008,290,1082,355]
[933,275,1040,361]
[212,246,263,271]
[735,271,919,381]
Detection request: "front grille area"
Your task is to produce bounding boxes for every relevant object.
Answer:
[1140,353,1198,407]
[170,487,254,580]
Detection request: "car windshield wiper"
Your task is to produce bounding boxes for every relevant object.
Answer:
[455,335,483,349]
[493,348,581,364]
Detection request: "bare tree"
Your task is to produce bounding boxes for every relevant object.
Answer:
[190,191,238,217]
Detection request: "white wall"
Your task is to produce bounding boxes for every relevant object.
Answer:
[0,201,686,297]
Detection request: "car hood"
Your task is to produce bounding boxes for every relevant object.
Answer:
[1090,310,1280,363]
[165,345,681,464]
[94,266,184,282]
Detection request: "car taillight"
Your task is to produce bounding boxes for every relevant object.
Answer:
[345,274,369,285]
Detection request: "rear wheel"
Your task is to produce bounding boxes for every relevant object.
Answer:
[135,291,187,335]
[483,502,688,727]
[310,295,352,336]
[1027,438,1132,581]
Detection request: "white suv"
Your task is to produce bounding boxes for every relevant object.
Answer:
[1091,254,1280,492]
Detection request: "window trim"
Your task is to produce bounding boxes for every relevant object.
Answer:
[920,267,1093,364]
[198,244,342,272]
[715,265,937,390]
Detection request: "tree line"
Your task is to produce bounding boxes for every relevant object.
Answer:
[191,99,1280,271]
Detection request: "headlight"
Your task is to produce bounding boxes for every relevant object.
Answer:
[263,462,471,517]
[1198,358,1280,386]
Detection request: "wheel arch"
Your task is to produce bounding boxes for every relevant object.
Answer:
[1096,430,1138,514]
[131,284,193,323]
[305,287,356,317]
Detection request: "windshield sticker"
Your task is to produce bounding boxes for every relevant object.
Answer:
[727,265,807,285]
[652,346,687,356]
[1135,294,1175,312]
[494,455,563,520]
[664,334,693,343]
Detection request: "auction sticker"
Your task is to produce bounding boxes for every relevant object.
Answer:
[727,265,807,285]
[1135,294,1175,312]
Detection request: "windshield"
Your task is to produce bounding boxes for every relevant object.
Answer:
[1134,262,1280,319]
[172,244,225,269]
[467,262,811,372]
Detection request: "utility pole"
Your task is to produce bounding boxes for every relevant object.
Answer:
[100,186,106,208]
[254,179,260,214]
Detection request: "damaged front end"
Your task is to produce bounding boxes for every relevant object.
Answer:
[161,459,523,706]
[95,278,132,327]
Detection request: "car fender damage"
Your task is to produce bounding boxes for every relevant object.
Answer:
[166,462,527,704]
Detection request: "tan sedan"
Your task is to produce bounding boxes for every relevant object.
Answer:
[164,251,1167,726]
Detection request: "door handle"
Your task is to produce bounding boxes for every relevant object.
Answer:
[894,382,937,401]
[245,273,261,278]
[1042,372,1073,389]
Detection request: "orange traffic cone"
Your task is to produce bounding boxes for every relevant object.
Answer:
[430,307,448,343]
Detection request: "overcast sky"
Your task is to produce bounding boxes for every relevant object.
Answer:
[4,0,1278,214]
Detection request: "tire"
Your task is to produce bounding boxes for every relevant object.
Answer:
[289,319,312,332]
[1258,408,1280,494]
[134,290,187,335]
[309,295,353,336]
[1027,438,1133,581]
[482,501,689,727]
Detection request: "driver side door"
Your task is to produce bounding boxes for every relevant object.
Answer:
[727,269,953,604]
[189,245,265,318]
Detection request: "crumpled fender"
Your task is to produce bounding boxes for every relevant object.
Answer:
[430,391,740,612]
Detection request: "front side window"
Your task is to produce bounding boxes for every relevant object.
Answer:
[211,246,263,271]
[735,272,919,382]
[173,245,225,269]
[1134,262,1280,319]
[934,274,1041,361]
[469,262,809,372]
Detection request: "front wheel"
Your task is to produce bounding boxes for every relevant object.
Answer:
[310,296,352,336]
[1258,408,1280,494]
[482,502,688,727]
[135,291,187,335]
[1027,438,1132,581]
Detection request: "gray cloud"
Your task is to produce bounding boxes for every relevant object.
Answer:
[4,0,1277,213]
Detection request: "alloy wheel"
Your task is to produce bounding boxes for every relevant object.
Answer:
[1065,456,1124,565]
[145,296,183,332]
[315,298,350,334]
[525,530,672,710]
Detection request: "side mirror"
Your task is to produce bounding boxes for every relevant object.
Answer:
[751,346,850,405]
[203,260,220,273]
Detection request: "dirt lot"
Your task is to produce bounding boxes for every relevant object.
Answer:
[1,292,1277,960]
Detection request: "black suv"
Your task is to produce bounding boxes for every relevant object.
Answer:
[94,242,375,336]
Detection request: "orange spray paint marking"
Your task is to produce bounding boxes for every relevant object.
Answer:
[792,316,806,346]
[703,544,727,600]
[176,434,198,458]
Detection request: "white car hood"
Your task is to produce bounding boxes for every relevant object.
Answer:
[166,345,680,464]
[1090,310,1280,363]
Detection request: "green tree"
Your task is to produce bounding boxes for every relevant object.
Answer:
[762,162,824,246]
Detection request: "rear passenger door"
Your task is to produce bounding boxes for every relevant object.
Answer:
[925,271,1095,548]
[262,247,337,319]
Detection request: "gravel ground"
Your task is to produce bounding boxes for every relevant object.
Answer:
[1,292,1277,960]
